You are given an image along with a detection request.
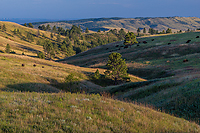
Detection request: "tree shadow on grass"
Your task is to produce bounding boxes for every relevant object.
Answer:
[1,75,100,93]
[4,83,62,93]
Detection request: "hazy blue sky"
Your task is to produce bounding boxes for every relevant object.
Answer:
[0,0,199,20]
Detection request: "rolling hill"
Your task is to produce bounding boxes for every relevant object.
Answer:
[0,21,200,131]
[32,17,200,32]
[59,31,200,124]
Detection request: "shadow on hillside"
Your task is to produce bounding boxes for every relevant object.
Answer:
[1,75,99,93]
[3,83,62,93]
[128,67,174,79]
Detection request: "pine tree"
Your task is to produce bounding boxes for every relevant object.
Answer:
[66,42,75,56]
[43,40,54,59]
[56,34,61,42]
[104,52,128,84]
[85,27,89,33]
[161,30,165,34]
[148,28,156,35]
[26,32,34,42]
[124,32,138,46]
[2,24,6,32]
[37,30,40,37]
[41,25,46,31]
[143,28,146,33]
[50,32,54,39]
[46,24,51,31]
[5,44,11,53]
[28,23,34,28]
[166,28,172,34]
[137,28,140,33]
[52,25,57,33]
[24,23,27,27]
[118,28,126,40]
[93,69,101,79]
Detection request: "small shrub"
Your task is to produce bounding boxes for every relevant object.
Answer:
[65,73,79,92]
[10,51,16,54]
[37,52,45,59]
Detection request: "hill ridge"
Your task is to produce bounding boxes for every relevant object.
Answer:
[32,16,200,32]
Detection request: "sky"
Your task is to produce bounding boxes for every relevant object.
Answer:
[0,0,199,20]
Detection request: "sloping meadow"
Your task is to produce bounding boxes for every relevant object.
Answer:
[0,91,199,132]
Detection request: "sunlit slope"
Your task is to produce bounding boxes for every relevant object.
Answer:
[33,17,200,32]
[0,21,64,57]
[0,53,103,92]
[0,91,199,132]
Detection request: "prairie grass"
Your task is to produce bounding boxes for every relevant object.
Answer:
[0,53,102,93]
[62,32,200,79]
[0,91,199,132]
[118,74,200,124]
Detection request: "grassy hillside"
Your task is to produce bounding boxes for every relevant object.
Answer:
[0,53,104,93]
[32,17,200,32]
[61,32,200,79]
[0,91,199,132]
[0,48,199,132]
[0,21,200,131]
[0,21,123,60]
[105,74,200,124]
[60,31,200,124]
[0,21,44,56]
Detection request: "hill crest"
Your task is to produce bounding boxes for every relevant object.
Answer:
[32,16,200,32]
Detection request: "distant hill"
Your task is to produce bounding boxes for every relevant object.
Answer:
[32,17,200,32]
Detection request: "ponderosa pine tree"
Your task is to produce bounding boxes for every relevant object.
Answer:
[124,32,138,46]
[85,27,89,33]
[143,28,146,33]
[5,44,11,53]
[66,42,75,56]
[118,28,126,40]
[93,69,101,79]
[46,24,51,31]
[56,34,61,42]
[28,23,34,28]
[43,40,54,59]
[52,25,57,33]
[2,24,6,32]
[166,28,172,34]
[104,52,128,84]
[50,32,54,39]
[137,28,140,33]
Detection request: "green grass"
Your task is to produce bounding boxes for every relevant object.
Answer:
[115,75,200,124]
[59,31,200,125]
[61,32,200,79]
[0,91,199,132]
